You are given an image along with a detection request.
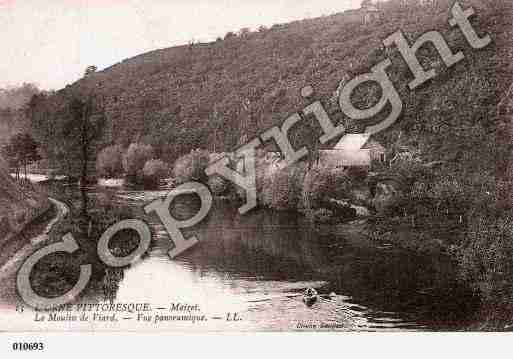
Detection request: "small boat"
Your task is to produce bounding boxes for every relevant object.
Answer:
[302,288,318,307]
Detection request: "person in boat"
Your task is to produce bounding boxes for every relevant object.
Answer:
[303,288,318,307]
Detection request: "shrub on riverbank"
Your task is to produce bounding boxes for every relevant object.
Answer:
[308,208,335,224]
[254,152,279,207]
[229,150,363,218]
[96,145,124,179]
[233,152,307,211]
[206,152,231,196]
[458,213,513,328]
[173,149,210,185]
[452,176,509,328]
[208,175,230,196]
[266,162,307,211]
[172,150,234,195]
[122,143,155,184]
[301,165,351,213]
[366,163,511,328]
[143,159,169,188]
[233,152,358,218]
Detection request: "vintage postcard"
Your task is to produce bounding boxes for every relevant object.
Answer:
[0,0,511,341]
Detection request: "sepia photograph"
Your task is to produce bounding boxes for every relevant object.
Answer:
[0,0,511,351]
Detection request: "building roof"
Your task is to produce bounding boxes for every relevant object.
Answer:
[364,139,386,153]
[334,134,371,151]
[320,150,371,167]
[334,134,385,153]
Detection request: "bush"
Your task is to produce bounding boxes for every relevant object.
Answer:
[122,143,154,184]
[234,151,279,208]
[384,158,428,186]
[406,176,468,219]
[208,175,229,196]
[267,162,307,211]
[428,178,465,214]
[234,152,356,213]
[346,166,368,182]
[459,215,513,324]
[308,208,335,224]
[143,159,169,187]
[96,145,124,178]
[255,152,280,207]
[302,165,351,211]
[173,149,210,184]
[207,152,231,195]
[224,31,237,40]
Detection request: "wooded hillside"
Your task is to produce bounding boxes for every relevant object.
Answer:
[26,0,511,177]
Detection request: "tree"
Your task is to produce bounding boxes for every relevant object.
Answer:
[238,27,251,37]
[224,31,237,40]
[0,83,40,110]
[1,133,41,181]
[143,159,169,188]
[84,65,98,77]
[122,143,154,184]
[19,133,41,179]
[60,94,105,214]
[96,145,124,178]
[173,149,210,185]
[65,95,105,175]
[1,142,19,179]
[26,92,56,167]
[1,142,20,179]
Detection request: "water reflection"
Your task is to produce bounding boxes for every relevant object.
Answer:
[102,189,478,331]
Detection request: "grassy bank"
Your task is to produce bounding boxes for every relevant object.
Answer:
[28,184,143,304]
[0,201,57,269]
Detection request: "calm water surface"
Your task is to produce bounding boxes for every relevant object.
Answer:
[88,187,478,331]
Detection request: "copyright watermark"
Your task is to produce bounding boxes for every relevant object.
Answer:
[16,2,491,309]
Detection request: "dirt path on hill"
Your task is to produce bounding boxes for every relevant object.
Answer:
[0,197,69,283]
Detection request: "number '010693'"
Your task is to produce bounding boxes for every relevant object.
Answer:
[12,342,44,351]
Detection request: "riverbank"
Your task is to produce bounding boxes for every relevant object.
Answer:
[0,197,69,304]
[26,183,144,303]
[0,179,497,330]
[100,171,460,259]
[0,201,58,271]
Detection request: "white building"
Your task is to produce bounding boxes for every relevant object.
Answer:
[319,134,386,169]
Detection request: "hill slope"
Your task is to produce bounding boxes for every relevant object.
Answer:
[0,155,50,244]
[19,0,513,327]
[28,0,511,172]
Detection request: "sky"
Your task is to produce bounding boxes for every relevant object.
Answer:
[0,0,362,90]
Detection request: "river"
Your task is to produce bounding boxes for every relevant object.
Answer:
[0,180,479,331]
[78,185,478,331]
